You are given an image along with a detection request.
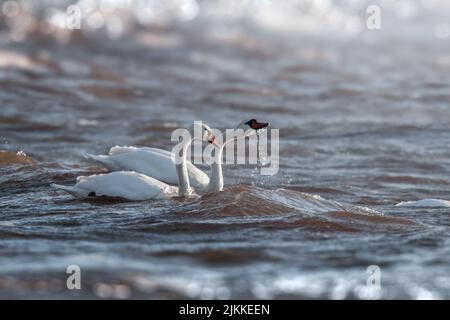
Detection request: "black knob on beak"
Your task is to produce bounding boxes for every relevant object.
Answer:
[245,119,269,130]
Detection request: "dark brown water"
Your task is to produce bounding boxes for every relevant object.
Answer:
[1,0,450,299]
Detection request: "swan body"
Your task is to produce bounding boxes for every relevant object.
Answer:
[52,171,176,201]
[396,199,450,207]
[53,122,217,200]
[85,146,210,192]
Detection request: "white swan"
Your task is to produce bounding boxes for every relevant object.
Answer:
[85,146,209,192]
[52,171,177,201]
[51,123,217,200]
[84,119,269,193]
[396,199,450,207]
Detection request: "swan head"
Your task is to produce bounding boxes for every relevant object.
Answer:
[211,119,268,149]
[189,122,217,145]
[235,119,269,138]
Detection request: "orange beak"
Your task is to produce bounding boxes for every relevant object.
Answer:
[208,136,220,148]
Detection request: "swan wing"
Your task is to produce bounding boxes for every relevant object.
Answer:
[109,146,138,155]
[88,147,210,190]
[84,154,122,171]
[109,146,170,156]
[130,148,210,190]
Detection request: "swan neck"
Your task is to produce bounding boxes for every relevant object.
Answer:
[209,146,224,192]
[208,132,252,193]
[176,141,192,196]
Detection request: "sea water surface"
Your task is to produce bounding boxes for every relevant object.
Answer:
[1,0,450,299]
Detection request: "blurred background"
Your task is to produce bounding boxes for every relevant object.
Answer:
[1,0,450,299]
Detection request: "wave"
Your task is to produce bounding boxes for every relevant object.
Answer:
[152,185,415,234]
[396,199,450,208]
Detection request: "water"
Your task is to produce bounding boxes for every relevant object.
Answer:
[1,0,450,299]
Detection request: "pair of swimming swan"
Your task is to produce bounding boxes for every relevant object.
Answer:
[52,119,269,201]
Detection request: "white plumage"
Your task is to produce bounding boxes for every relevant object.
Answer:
[85,146,209,192]
[52,122,216,200]
[52,171,177,201]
